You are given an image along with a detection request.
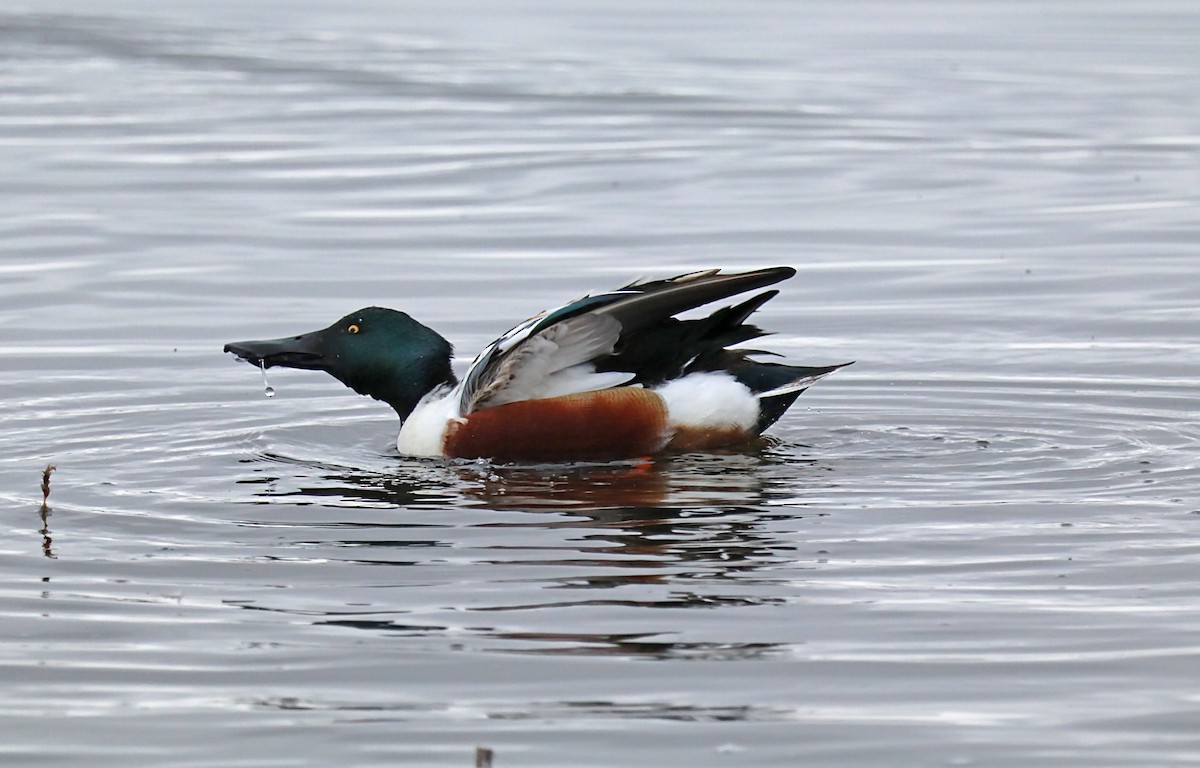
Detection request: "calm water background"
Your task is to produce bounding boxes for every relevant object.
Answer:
[2,2,1198,765]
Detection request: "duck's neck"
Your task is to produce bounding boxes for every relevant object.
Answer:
[378,360,458,423]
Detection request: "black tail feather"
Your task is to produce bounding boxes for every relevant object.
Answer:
[597,267,795,333]
[598,289,784,386]
[714,354,854,432]
[572,267,848,431]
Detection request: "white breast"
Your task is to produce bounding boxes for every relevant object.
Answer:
[396,386,461,457]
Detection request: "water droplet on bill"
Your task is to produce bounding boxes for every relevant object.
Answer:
[259,360,276,398]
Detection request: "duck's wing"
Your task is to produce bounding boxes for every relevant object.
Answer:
[461,311,633,412]
[459,267,796,413]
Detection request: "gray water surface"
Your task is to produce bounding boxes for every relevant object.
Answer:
[2,2,1199,766]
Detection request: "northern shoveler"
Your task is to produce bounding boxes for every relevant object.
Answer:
[224,267,850,462]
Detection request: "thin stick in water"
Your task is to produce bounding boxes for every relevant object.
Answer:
[41,465,56,511]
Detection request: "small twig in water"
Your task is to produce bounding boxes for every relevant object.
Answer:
[41,465,56,511]
[39,465,58,559]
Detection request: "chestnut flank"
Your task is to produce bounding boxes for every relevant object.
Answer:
[444,388,670,462]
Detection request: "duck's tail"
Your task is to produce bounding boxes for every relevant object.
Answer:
[719,355,854,432]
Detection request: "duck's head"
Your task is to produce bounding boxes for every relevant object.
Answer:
[224,307,455,419]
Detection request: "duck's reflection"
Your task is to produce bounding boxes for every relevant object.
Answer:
[234,445,839,660]
[237,445,837,574]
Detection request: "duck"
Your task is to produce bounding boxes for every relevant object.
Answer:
[224,266,850,462]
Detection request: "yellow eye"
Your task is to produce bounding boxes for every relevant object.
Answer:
[347,324,360,334]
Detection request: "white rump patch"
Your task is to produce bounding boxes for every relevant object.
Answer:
[654,372,758,431]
